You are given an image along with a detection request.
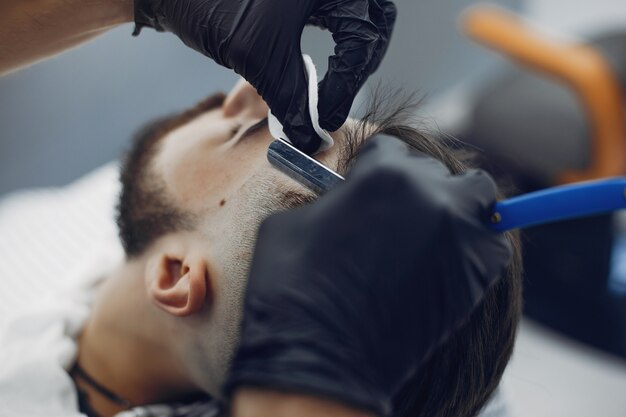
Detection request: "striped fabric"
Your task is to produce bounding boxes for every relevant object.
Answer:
[0,163,123,325]
[0,163,223,417]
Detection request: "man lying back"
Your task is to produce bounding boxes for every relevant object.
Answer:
[0,80,522,417]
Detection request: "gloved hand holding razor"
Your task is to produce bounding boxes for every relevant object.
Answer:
[133,0,397,154]
[225,135,513,417]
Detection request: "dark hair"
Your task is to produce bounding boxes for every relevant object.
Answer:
[337,87,523,417]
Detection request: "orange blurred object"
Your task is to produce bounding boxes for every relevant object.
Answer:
[462,7,626,184]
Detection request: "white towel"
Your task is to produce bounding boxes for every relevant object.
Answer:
[0,163,124,416]
[268,54,334,153]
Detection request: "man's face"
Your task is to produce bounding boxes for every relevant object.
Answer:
[117,79,345,257]
[115,80,349,394]
[153,80,341,214]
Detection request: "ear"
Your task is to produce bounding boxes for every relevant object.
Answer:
[146,253,212,317]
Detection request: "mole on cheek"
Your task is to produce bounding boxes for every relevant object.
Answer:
[219,198,226,207]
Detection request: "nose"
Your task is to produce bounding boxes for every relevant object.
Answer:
[223,79,269,119]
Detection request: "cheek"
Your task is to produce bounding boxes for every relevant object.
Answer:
[156,141,268,210]
[168,153,234,206]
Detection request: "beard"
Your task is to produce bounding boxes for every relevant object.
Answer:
[115,93,226,257]
[116,115,191,257]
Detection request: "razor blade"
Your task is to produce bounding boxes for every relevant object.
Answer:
[268,138,345,195]
[267,139,626,232]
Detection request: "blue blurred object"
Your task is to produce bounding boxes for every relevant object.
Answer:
[459,26,626,358]
[491,178,626,232]
[268,136,626,233]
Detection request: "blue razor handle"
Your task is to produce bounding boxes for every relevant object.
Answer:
[267,139,626,231]
[490,177,626,231]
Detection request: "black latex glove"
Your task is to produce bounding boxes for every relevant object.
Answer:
[133,0,396,154]
[224,135,512,417]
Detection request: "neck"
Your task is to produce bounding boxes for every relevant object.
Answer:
[75,260,201,417]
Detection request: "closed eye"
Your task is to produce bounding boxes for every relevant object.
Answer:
[236,118,269,144]
[230,122,244,137]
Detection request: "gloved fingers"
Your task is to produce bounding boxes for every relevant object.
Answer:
[454,169,500,216]
[316,0,383,131]
[378,1,398,40]
[362,0,397,75]
[347,141,467,226]
[350,135,453,186]
[357,134,410,160]
[347,134,410,177]
[266,47,321,154]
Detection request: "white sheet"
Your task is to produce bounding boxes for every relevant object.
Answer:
[0,163,123,324]
[268,54,334,153]
[0,163,124,416]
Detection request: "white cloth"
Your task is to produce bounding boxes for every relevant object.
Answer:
[0,246,120,417]
[268,54,334,153]
[0,163,123,323]
[0,164,220,417]
[0,163,124,417]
